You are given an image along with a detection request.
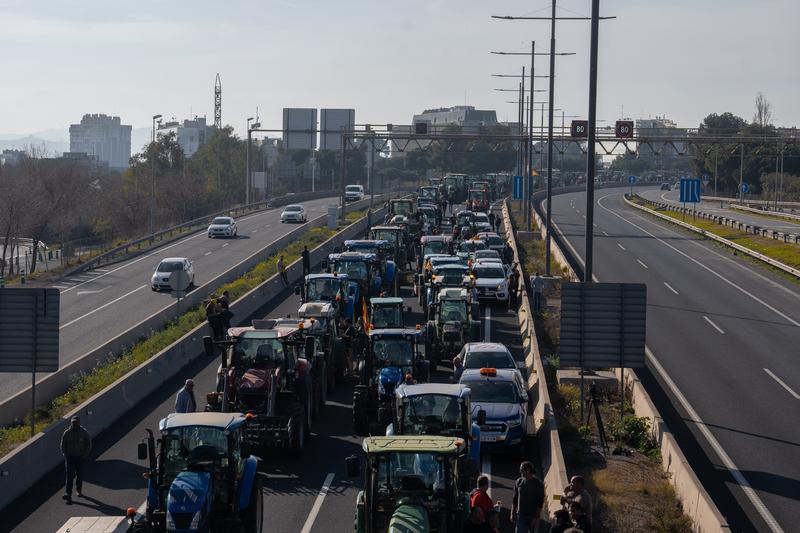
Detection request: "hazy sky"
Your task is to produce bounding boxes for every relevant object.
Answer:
[1,0,798,140]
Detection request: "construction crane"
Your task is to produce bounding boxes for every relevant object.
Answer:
[214,73,222,129]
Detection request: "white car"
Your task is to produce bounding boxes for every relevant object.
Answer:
[470,262,509,303]
[281,204,307,223]
[459,342,517,370]
[207,216,237,238]
[151,257,194,291]
[473,249,501,262]
[473,213,492,233]
[345,184,365,202]
[477,232,505,252]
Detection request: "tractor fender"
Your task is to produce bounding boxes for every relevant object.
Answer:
[237,456,259,510]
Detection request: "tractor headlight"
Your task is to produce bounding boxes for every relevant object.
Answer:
[190,510,202,529]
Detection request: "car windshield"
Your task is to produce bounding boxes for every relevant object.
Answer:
[334,260,367,281]
[162,427,229,478]
[233,337,286,368]
[306,278,342,301]
[423,241,448,255]
[211,217,232,225]
[285,206,302,212]
[464,351,514,369]
[483,236,504,247]
[375,452,447,494]
[436,266,466,277]
[157,261,183,272]
[403,394,464,434]
[373,338,413,367]
[440,300,466,322]
[346,186,361,192]
[372,305,402,328]
[473,267,505,279]
[462,380,518,403]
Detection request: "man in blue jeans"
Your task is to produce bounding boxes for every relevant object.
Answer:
[511,461,544,532]
[60,416,92,504]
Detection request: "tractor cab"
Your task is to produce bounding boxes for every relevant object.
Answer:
[298,272,359,322]
[419,235,453,266]
[135,412,261,532]
[370,226,414,279]
[326,251,384,298]
[425,288,481,368]
[468,189,489,213]
[417,186,440,207]
[347,436,470,533]
[369,297,409,330]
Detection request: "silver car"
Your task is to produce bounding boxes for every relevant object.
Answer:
[281,204,307,223]
[207,216,237,238]
[151,257,195,291]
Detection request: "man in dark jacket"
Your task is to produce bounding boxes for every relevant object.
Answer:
[61,416,92,504]
[302,246,311,277]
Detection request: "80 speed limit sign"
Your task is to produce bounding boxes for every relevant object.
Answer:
[570,120,588,138]
[615,120,634,138]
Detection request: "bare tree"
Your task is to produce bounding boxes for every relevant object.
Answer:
[753,92,773,129]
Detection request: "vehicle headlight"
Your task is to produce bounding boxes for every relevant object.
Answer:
[165,511,175,529]
[507,417,522,428]
[190,510,202,529]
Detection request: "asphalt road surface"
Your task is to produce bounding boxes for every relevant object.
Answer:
[0,197,339,402]
[6,204,534,533]
[550,187,800,532]
[639,188,800,234]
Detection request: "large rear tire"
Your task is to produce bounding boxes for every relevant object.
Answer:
[352,388,370,436]
[288,403,305,453]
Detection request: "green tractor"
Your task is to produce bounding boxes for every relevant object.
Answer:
[425,288,481,368]
[370,225,415,284]
[346,436,471,533]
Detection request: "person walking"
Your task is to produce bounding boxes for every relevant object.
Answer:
[61,416,92,504]
[277,255,289,286]
[509,263,521,310]
[488,212,496,232]
[503,242,515,265]
[301,246,311,277]
[175,379,197,413]
[511,461,545,533]
[452,355,465,383]
[532,272,544,314]
[562,475,593,533]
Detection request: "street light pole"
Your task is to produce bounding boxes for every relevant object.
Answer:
[245,117,254,205]
[584,0,600,283]
[545,0,557,275]
[150,114,162,237]
[528,41,535,231]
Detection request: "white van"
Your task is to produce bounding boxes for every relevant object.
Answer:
[345,184,365,202]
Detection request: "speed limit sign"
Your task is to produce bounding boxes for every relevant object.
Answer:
[615,120,634,139]
[570,120,588,138]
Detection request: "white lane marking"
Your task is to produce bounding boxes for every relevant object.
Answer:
[703,315,725,334]
[60,285,148,329]
[52,285,69,289]
[663,282,679,295]
[602,231,609,236]
[593,223,598,228]
[204,251,212,256]
[252,229,258,233]
[222,243,229,247]
[617,243,626,251]
[68,278,85,282]
[646,347,784,532]
[636,259,648,269]
[598,193,800,328]
[484,305,491,342]
[763,368,800,400]
[264,224,270,228]
[481,456,492,498]
[300,473,335,533]
[93,268,110,273]
[77,286,110,296]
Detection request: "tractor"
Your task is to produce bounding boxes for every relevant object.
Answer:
[343,239,398,295]
[325,251,386,299]
[297,272,359,322]
[369,225,415,284]
[132,413,262,533]
[346,436,471,533]
[368,297,411,330]
[352,328,429,436]
[203,319,327,452]
[467,188,489,213]
[425,288,481,368]
[295,303,346,390]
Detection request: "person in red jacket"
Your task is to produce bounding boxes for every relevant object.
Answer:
[470,475,494,517]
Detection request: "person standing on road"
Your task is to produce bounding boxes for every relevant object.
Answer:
[218,291,232,330]
[488,212,496,233]
[61,416,91,504]
[277,255,289,286]
[503,242,515,265]
[301,246,311,277]
[511,461,545,533]
[452,356,464,383]
[509,263,521,310]
[470,475,495,517]
[531,272,544,314]
[175,379,197,413]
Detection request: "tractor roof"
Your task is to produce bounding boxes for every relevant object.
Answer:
[371,225,401,231]
[362,436,465,455]
[329,251,377,261]
[228,319,299,339]
[371,297,404,305]
[396,383,471,399]
[369,328,421,338]
[160,412,247,432]
[437,287,469,300]
[344,239,390,248]
[306,272,349,281]
[298,302,336,318]
[421,235,452,243]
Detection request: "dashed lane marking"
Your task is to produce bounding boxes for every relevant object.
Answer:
[636,259,648,269]
[617,243,626,251]
[204,251,212,256]
[60,285,148,329]
[703,315,725,334]
[300,473,335,533]
[663,282,679,295]
[763,368,799,400]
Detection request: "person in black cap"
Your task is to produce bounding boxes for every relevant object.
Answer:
[61,415,92,504]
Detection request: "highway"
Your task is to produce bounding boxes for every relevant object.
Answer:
[0,197,339,402]
[638,188,800,234]
[549,187,800,532]
[5,205,532,533]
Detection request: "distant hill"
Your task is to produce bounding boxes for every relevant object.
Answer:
[0,127,152,159]
[0,136,69,156]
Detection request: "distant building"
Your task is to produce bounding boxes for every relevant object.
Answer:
[0,149,26,166]
[413,106,498,131]
[69,114,132,168]
[157,116,215,157]
[635,116,688,161]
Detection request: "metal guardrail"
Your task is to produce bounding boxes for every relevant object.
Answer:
[702,195,800,208]
[729,203,800,222]
[627,194,800,278]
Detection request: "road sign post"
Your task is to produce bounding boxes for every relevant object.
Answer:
[169,270,191,320]
[628,175,636,197]
[679,178,702,221]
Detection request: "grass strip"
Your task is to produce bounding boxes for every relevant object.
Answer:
[507,202,569,278]
[0,209,366,459]
[631,196,800,269]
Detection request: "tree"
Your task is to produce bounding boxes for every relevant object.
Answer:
[753,92,773,130]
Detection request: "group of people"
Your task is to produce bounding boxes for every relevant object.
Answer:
[463,463,593,533]
[204,290,233,340]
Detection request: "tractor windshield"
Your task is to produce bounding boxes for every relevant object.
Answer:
[440,301,467,323]
[372,306,402,328]
[392,202,413,216]
[373,338,413,367]
[334,260,368,282]
[374,452,447,495]
[423,240,448,256]
[372,230,398,245]
[233,338,286,369]
[403,394,465,435]
[161,427,232,479]
[306,278,342,301]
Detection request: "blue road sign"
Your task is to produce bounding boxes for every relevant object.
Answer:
[628,175,637,184]
[680,178,702,203]
[740,182,750,194]
[513,175,524,200]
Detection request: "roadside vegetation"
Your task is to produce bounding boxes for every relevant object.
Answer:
[507,202,568,279]
[0,209,367,459]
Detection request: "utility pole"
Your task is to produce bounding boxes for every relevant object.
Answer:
[150,114,162,237]
[739,144,744,203]
[370,132,376,210]
[245,117,254,205]
[528,42,535,231]
[714,147,718,198]
[545,0,557,275]
[774,139,780,210]
[584,0,600,283]
[339,128,347,223]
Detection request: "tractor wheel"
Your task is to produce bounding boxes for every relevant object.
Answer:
[242,474,263,533]
[288,403,306,453]
[318,359,328,414]
[352,388,370,436]
[327,353,336,394]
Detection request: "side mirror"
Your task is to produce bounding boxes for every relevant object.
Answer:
[477,409,487,426]
[203,336,214,357]
[321,260,328,269]
[137,442,148,461]
[346,454,361,477]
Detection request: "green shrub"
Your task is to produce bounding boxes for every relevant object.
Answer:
[609,415,659,456]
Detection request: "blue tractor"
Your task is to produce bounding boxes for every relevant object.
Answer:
[352,328,430,436]
[297,272,359,322]
[343,239,398,296]
[325,251,386,299]
[133,413,262,532]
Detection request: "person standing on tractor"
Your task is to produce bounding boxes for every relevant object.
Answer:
[218,290,233,330]
[60,416,91,504]
[205,299,224,340]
